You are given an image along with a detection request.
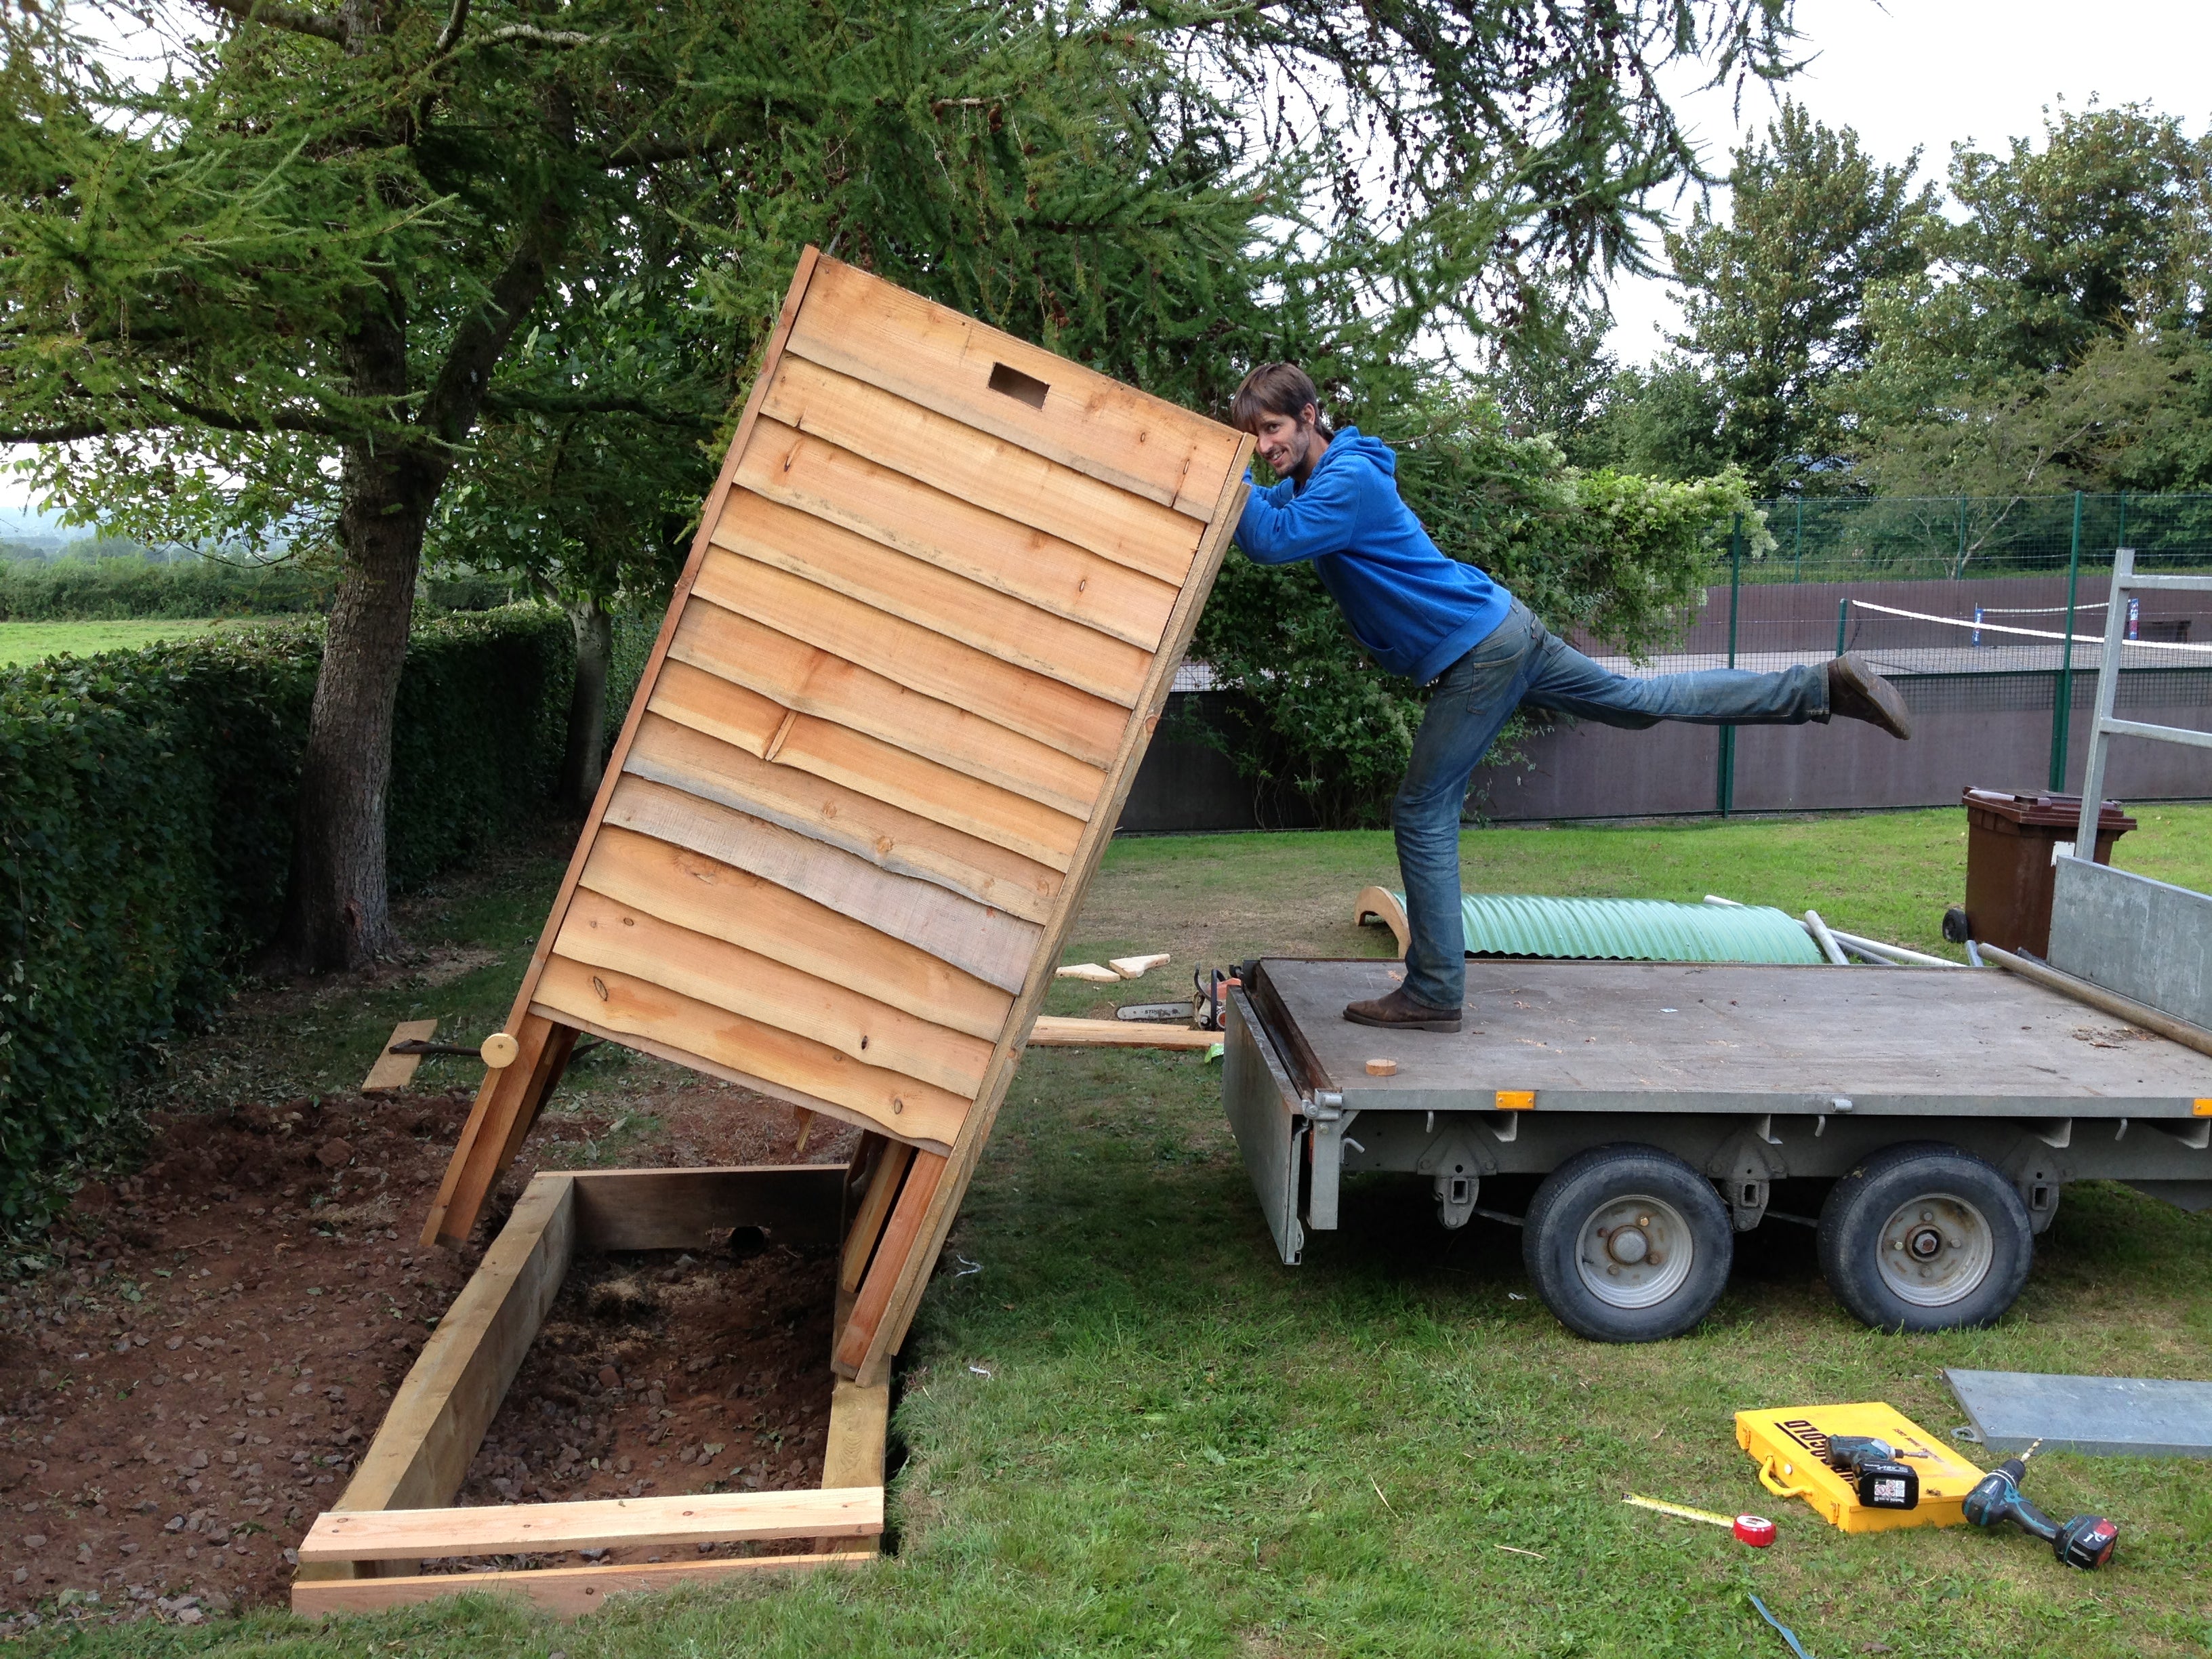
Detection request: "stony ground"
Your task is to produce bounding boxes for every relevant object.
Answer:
[0,1058,855,1634]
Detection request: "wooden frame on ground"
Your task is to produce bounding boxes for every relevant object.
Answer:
[294,1162,890,1618]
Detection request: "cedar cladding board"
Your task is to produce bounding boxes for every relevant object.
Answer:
[421,248,1252,1382]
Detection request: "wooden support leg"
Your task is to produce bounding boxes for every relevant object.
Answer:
[838,1141,915,1300]
[420,1015,576,1249]
[834,1150,945,1382]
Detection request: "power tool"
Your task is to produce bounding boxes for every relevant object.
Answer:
[1824,1435,1919,1511]
[1961,1454,2118,1570]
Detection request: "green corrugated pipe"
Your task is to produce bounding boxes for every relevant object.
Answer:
[1370,891,1824,965]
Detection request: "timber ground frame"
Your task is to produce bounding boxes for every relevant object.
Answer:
[293,1160,895,1618]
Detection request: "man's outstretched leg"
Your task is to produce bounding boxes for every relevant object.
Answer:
[1520,619,1913,740]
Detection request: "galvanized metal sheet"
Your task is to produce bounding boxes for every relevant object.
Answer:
[1383,892,1824,965]
[1945,1368,2212,1458]
[2049,855,2212,1031]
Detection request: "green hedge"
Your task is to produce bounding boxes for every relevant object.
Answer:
[0,606,574,1227]
[0,554,527,620]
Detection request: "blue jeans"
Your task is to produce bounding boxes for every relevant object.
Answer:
[1394,600,1830,1008]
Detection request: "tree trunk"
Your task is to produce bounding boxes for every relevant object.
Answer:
[559,594,613,812]
[268,308,443,973]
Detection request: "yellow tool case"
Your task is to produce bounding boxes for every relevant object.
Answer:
[1736,1401,1985,1534]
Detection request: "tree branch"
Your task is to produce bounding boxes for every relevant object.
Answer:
[0,420,116,443]
[434,0,470,53]
[419,193,571,449]
[593,136,722,169]
[478,387,712,424]
[197,0,348,45]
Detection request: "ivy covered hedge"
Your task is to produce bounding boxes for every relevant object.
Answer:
[0,607,573,1227]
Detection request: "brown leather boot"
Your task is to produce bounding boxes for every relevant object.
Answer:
[1827,654,1912,739]
[1344,985,1462,1033]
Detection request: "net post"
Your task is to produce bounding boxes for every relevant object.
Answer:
[1717,513,1742,817]
[1834,597,1847,658]
[2047,490,2084,791]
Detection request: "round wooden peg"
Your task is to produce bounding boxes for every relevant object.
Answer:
[480,1031,521,1069]
[1365,1057,1398,1076]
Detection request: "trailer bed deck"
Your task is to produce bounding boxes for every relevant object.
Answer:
[1252,958,2212,1119]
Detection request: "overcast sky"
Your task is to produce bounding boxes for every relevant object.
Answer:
[1603,0,2212,364]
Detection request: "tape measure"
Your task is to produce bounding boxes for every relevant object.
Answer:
[1624,1494,1776,1547]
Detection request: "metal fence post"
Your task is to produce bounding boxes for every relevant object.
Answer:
[1718,513,1742,815]
[1835,597,1848,658]
[2047,490,2085,792]
[1793,497,1803,582]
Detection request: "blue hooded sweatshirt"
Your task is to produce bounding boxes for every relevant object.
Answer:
[1233,427,1513,686]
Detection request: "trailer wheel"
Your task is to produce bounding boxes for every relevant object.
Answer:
[1818,1143,2032,1332]
[1522,1145,1734,1342]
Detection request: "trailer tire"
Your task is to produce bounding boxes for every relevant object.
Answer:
[1522,1145,1734,1343]
[1818,1143,2032,1332]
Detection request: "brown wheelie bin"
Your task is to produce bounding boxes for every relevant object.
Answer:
[1959,787,2137,955]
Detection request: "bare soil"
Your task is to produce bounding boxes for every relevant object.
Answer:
[0,1071,856,1632]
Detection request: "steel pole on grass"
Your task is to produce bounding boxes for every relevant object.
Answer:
[1718,514,1742,816]
[2048,490,2084,792]
[1835,597,1848,657]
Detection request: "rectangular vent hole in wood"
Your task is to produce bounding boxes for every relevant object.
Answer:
[987,361,1050,409]
[293,1162,893,1620]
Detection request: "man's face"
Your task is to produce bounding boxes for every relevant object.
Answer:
[1251,405,1322,481]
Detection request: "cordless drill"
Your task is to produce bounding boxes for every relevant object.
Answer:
[1961,1456,2119,1570]
[1824,1435,1919,1511]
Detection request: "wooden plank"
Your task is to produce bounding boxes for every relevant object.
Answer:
[492,1023,580,1174]
[533,956,969,1149]
[834,1149,946,1376]
[581,824,1013,1043]
[421,1013,565,1250]
[729,416,1178,648]
[756,363,1202,583]
[302,1488,882,1562]
[625,713,1063,926]
[701,515,1141,735]
[649,659,1085,872]
[554,889,994,1099]
[601,777,1038,995]
[821,1380,890,1490]
[1028,1017,1216,1051]
[362,1019,438,1093]
[529,1007,947,1155]
[838,1140,914,1296]
[420,247,828,1252]
[669,603,1107,817]
[784,261,1240,519]
[293,1552,871,1619]
[337,1175,576,1520]
[850,455,1251,1383]
[567,1166,848,1252]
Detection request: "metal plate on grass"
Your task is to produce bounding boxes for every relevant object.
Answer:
[1944,1367,2212,1457]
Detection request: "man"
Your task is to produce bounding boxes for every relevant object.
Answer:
[1228,363,1910,1035]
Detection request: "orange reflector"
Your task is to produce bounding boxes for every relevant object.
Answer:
[2196,1099,2212,1117]
[1496,1089,1535,1111]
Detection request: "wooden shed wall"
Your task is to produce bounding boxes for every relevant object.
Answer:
[423,249,1250,1359]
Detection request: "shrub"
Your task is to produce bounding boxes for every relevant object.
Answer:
[0,607,573,1227]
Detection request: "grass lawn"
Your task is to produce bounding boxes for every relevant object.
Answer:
[0,618,246,667]
[30,806,2212,1657]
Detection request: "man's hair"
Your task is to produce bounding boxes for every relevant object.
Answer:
[1231,363,1334,438]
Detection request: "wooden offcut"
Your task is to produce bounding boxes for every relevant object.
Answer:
[419,247,1250,1391]
[361,1019,439,1093]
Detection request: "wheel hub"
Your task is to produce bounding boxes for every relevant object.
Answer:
[1576,1196,1693,1309]
[1877,1195,1994,1307]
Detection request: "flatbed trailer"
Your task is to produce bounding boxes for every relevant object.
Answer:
[1223,956,2212,1340]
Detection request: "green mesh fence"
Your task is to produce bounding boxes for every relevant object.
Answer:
[1579,493,2212,808]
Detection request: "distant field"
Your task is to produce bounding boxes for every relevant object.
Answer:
[0,617,240,666]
